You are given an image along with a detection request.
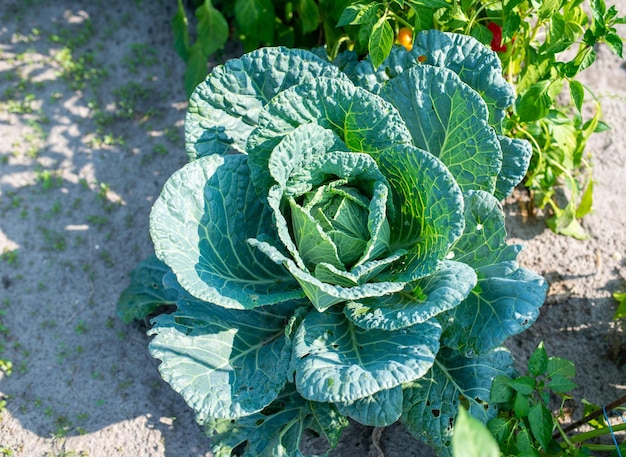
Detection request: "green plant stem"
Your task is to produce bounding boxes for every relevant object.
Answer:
[584,443,626,451]
[558,393,626,436]
[389,11,412,29]
[464,0,501,34]
[569,422,626,444]
[516,125,544,185]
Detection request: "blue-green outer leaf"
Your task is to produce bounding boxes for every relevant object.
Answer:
[440,261,547,355]
[380,65,502,194]
[413,30,515,130]
[149,297,300,420]
[150,154,302,309]
[205,385,349,457]
[336,386,403,427]
[451,190,522,268]
[344,260,477,331]
[401,348,516,456]
[185,47,350,160]
[116,255,177,323]
[292,309,441,403]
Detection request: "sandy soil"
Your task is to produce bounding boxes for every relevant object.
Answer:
[0,1,625,456]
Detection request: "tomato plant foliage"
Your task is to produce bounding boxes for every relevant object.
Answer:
[119,31,549,456]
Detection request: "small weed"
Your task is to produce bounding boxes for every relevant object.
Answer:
[6,93,36,114]
[0,359,12,376]
[0,249,18,265]
[112,82,152,120]
[35,169,63,191]
[99,250,114,268]
[39,227,67,251]
[53,48,107,91]
[74,320,88,335]
[164,126,181,143]
[141,143,168,164]
[122,43,158,73]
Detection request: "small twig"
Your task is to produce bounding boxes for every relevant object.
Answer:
[371,427,385,457]
[554,393,626,439]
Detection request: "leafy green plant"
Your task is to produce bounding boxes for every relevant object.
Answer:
[119,32,549,456]
[459,342,626,456]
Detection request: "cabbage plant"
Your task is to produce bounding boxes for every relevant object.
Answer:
[118,30,548,457]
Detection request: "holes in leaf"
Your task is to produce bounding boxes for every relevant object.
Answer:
[232,441,248,456]
[431,409,440,418]
[459,395,470,410]
[260,401,285,416]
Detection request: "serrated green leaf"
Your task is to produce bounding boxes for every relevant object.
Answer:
[235,0,275,43]
[336,386,403,426]
[297,0,320,33]
[205,384,349,457]
[569,80,585,112]
[116,255,177,323]
[440,261,547,355]
[150,154,302,309]
[547,356,576,379]
[292,310,441,403]
[490,375,514,403]
[487,416,515,451]
[547,374,578,393]
[576,179,594,218]
[514,392,530,417]
[184,42,211,98]
[528,403,554,450]
[470,22,493,45]
[149,297,300,420]
[605,31,624,57]
[336,2,380,26]
[172,0,190,62]
[402,347,515,456]
[195,0,229,57]
[528,342,548,377]
[344,260,477,331]
[452,407,500,457]
[186,47,349,159]
[516,80,553,122]
[539,0,560,19]
[381,65,502,194]
[508,376,536,395]
[369,16,394,69]
[516,428,539,456]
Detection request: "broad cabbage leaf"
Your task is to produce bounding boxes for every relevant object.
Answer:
[118,32,548,456]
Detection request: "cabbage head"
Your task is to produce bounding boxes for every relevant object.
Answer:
[118,30,548,457]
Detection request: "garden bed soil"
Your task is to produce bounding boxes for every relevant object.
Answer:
[1,1,625,456]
